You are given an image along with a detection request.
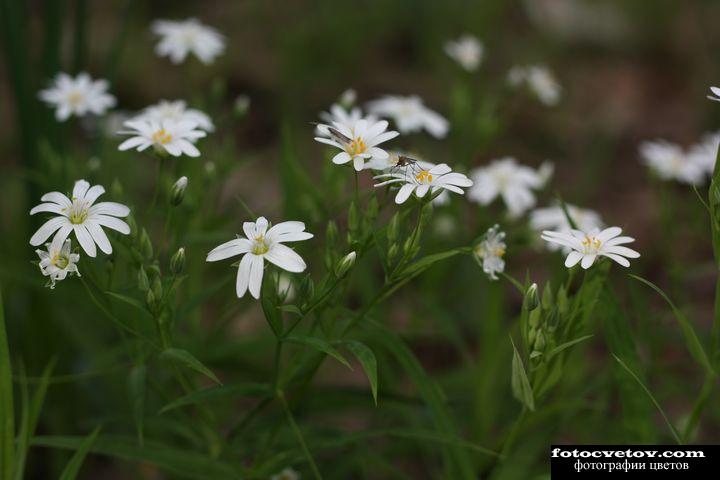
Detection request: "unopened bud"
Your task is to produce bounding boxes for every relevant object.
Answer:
[170,176,188,206]
[523,283,539,311]
[145,289,156,311]
[387,213,400,242]
[234,95,250,118]
[152,276,163,301]
[326,221,338,247]
[348,201,359,233]
[140,229,153,260]
[138,265,150,291]
[334,251,356,278]
[387,243,399,264]
[170,247,185,275]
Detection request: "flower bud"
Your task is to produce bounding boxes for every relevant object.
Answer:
[152,276,163,301]
[523,283,539,311]
[334,251,356,278]
[140,229,153,260]
[387,213,400,242]
[348,201,359,233]
[137,265,150,291]
[145,289,156,311]
[170,247,185,275]
[326,221,338,247]
[387,243,399,264]
[234,94,250,118]
[170,176,188,207]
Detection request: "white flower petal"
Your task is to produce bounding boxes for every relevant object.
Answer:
[265,243,307,273]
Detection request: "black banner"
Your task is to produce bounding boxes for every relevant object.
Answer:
[551,445,720,478]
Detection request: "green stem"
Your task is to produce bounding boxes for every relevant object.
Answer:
[278,390,322,480]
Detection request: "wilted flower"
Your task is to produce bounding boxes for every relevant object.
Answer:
[314,119,399,171]
[135,100,214,132]
[639,140,705,185]
[270,468,300,480]
[374,162,473,204]
[468,158,552,218]
[36,239,80,289]
[118,119,206,157]
[152,18,225,64]
[38,72,116,121]
[444,35,484,71]
[541,226,640,269]
[30,179,131,257]
[206,217,313,299]
[473,224,506,280]
[367,95,449,139]
[508,65,561,106]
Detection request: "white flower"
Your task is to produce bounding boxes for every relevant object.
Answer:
[367,95,449,139]
[314,118,398,171]
[36,239,80,289]
[530,203,603,252]
[639,140,705,185]
[270,468,300,480]
[474,224,506,280]
[444,35,484,71]
[206,217,313,299]
[687,132,720,176]
[315,104,366,137]
[541,226,640,269]
[508,65,561,106]
[135,100,214,132]
[468,158,552,218]
[38,72,116,121]
[118,119,206,157]
[152,18,225,65]
[29,179,131,257]
[374,162,473,204]
[707,86,720,102]
[339,88,357,107]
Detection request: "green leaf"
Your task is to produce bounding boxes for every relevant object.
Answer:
[160,382,270,414]
[105,291,152,318]
[278,304,303,316]
[58,426,101,480]
[341,341,378,404]
[14,359,55,480]
[284,335,352,369]
[629,274,714,374]
[160,349,222,385]
[31,435,239,479]
[510,337,535,411]
[545,335,593,359]
[127,365,146,445]
[612,354,682,444]
[0,289,14,480]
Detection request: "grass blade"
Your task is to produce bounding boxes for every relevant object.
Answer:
[612,354,682,444]
[0,288,14,479]
[509,337,535,412]
[58,426,101,480]
[341,340,378,404]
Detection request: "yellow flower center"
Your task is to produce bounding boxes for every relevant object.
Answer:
[252,235,269,255]
[581,235,602,252]
[415,170,433,184]
[67,91,83,106]
[346,138,367,156]
[51,253,69,269]
[66,198,89,225]
[152,129,173,145]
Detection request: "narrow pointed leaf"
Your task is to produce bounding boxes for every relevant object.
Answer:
[160,349,222,385]
[284,335,352,369]
[58,426,101,480]
[341,340,378,404]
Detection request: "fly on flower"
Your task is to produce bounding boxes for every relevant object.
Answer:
[36,239,81,289]
[314,119,399,171]
[206,217,313,299]
[374,162,473,204]
[541,226,640,269]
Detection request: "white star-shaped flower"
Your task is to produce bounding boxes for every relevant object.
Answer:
[530,203,604,252]
[38,72,116,121]
[367,95,449,139]
[444,35,484,71]
[541,226,640,269]
[118,119,206,157]
[314,118,399,171]
[135,100,214,132]
[30,179,131,257]
[639,140,706,185]
[374,161,473,204]
[152,18,225,65]
[206,217,313,299]
[468,158,552,218]
[36,239,80,289]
